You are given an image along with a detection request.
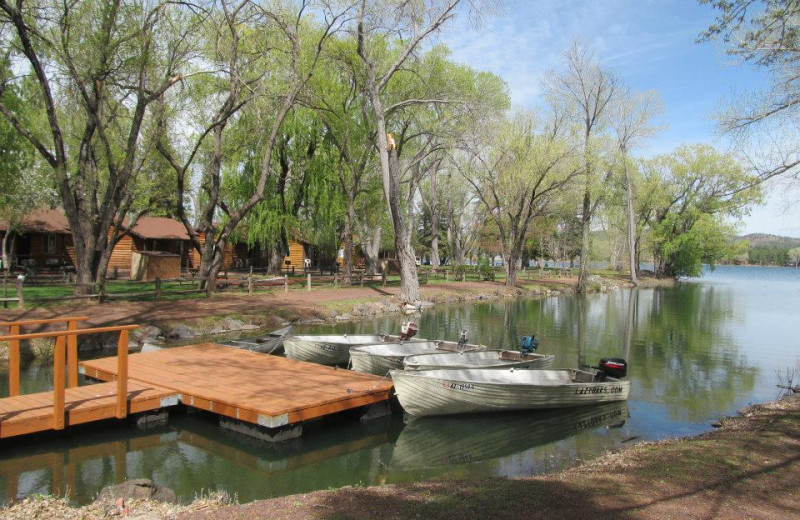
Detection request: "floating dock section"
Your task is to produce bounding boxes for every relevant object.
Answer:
[80,343,394,437]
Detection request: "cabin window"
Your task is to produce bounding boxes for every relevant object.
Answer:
[44,234,57,254]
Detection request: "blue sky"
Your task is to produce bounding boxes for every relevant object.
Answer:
[435,0,800,238]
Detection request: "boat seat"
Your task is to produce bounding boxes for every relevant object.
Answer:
[572,371,595,383]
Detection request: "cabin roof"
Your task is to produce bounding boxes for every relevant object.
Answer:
[0,209,71,234]
[126,217,191,241]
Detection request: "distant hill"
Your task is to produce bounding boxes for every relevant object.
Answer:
[738,234,800,248]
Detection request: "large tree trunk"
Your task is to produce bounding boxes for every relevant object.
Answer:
[623,157,638,285]
[370,90,420,304]
[430,166,441,271]
[358,222,381,275]
[342,195,356,286]
[577,189,591,293]
[1,231,12,275]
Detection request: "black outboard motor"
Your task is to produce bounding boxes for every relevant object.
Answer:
[597,358,628,380]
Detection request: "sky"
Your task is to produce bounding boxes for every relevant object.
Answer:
[434,0,800,238]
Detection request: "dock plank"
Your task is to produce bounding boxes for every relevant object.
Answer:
[80,343,394,426]
[0,381,177,439]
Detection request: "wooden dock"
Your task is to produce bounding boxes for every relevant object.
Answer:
[80,343,394,429]
[1,317,394,442]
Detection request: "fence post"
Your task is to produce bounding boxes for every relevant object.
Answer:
[16,279,23,309]
[248,273,253,295]
[9,324,20,397]
[284,274,288,293]
[115,329,129,419]
[67,319,79,388]
[155,277,162,301]
[53,335,66,430]
[307,273,312,291]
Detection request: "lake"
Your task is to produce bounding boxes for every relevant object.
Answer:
[1,265,798,505]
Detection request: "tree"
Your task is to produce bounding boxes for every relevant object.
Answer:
[643,144,763,278]
[546,43,620,293]
[610,89,663,284]
[457,109,579,286]
[788,247,800,266]
[156,1,346,293]
[0,0,197,293]
[353,0,471,305]
[701,0,800,183]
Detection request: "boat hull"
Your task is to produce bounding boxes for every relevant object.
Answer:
[284,334,401,365]
[403,350,555,371]
[221,325,292,355]
[350,341,484,376]
[390,368,630,417]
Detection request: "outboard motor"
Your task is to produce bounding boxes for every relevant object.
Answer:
[399,321,419,341]
[520,335,539,355]
[457,329,468,349]
[597,358,628,380]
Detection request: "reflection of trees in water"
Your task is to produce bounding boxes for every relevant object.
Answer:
[630,284,756,421]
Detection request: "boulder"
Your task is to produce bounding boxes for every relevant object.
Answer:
[97,478,177,504]
[166,325,195,341]
[133,326,162,343]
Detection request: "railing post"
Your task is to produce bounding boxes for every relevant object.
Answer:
[53,335,66,430]
[16,280,23,309]
[67,320,79,388]
[9,324,20,397]
[155,277,162,300]
[115,329,129,419]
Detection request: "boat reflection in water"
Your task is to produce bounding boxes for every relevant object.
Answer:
[390,401,629,469]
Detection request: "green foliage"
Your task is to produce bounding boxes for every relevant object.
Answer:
[644,144,762,277]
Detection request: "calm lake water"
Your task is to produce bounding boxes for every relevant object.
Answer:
[1,265,798,505]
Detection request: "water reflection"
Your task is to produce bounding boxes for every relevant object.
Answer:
[390,402,629,469]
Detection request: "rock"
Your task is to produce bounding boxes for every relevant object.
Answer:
[166,325,195,341]
[220,317,245,331]
[97,478,177,504]
[334,313,353,321]
[330,310,338,318]
[133,325,162,343]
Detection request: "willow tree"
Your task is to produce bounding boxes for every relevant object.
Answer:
[457,109,580,286]
[156,1,347,292]
[0,0,198,293]
[643,144,762,278]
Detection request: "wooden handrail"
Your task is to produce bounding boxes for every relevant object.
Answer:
[0,324,139,342]
[0,323,138,430]
[2,316,91,397]
[0,316,90,327]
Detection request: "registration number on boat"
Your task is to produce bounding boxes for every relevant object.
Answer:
[321,344,341,352]
[575,386,623,395]
[442,381,474,391]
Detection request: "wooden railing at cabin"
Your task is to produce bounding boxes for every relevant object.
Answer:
[0,321,139,429]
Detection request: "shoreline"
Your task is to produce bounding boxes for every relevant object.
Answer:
[0,272,672,359]
[1,392,796,519]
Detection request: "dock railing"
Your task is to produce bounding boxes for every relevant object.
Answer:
[0,320,139,429]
